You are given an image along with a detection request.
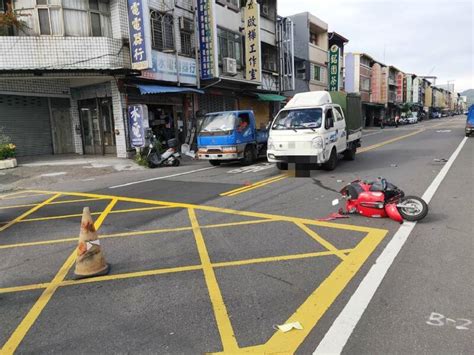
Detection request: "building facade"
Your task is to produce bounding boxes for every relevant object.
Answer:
[288,12,328,95]
[0,0,132,157]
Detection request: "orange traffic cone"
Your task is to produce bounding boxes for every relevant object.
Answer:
[73,207,110,279]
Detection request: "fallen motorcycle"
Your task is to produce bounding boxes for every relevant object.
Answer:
[339,178,428,223]
[145,134,181,168]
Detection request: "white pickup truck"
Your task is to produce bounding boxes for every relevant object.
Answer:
[267,91,363,171]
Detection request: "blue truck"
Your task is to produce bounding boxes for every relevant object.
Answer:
[197,110,269,166]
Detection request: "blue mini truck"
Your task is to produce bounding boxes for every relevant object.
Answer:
[197,110,269,166]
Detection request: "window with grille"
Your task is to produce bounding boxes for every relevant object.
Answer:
[217,27,242,66]
[11,0,112,37]
[179,17,194,57]
[150,11,175,51]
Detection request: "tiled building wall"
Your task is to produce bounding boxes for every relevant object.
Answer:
[0,37,130,71]
[110,81,129,158]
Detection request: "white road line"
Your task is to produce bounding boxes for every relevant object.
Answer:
[109,166,216,189]
[314,136,468,355]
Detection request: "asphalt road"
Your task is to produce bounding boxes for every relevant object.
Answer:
[0,116,472,354]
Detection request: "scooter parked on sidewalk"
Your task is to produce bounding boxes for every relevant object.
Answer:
[338,177,428,223]
[145,131,181,168]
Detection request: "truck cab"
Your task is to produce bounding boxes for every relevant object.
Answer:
[197,110,268,166]
[267,91,362,171]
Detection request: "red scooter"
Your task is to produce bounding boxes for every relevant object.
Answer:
[339,178,428,223]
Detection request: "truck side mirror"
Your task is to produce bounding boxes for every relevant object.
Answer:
[325,117,334,130]
[265,122,271,130]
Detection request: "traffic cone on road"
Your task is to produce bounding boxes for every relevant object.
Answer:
[73,207,110,279]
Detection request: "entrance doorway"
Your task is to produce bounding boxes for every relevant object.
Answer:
[50,98,74,154]
[79,98,116,155]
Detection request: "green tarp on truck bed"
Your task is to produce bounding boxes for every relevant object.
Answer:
[329,91,363,132]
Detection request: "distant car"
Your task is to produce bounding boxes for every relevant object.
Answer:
[406,114,418,124]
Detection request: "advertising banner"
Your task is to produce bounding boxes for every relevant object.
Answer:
[197,0,218,80]
[244,0,261,82]
[127,0,152,70]
[141,51,197,85]
[328,44,340,91]
[128,105,148,147]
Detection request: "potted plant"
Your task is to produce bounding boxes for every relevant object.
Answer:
[0,128,17,169]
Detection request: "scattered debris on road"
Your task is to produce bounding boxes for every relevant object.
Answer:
[275,321,303,332]
[390,163,398,167]
[317,212,350,221]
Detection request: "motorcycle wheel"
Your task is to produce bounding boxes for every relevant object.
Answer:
[172,159,180,167]
[397,196,428,221]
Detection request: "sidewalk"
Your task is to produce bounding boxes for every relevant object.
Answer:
[0,155,147,193]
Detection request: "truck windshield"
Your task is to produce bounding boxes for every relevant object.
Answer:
[200,113,236,132]
[272,108,322,130]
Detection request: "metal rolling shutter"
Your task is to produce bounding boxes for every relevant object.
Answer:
[0,94,53,156]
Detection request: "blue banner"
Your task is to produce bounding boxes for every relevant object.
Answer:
[197,0,218,80]
[128,105,146,147]
[127,0,150,70]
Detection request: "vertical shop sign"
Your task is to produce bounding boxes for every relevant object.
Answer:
[396,72,404,102]
[197,0,218,80]
[244,0,261,82]
[127,0,152,70]
[128,105,148,147]
[328,45,340,91]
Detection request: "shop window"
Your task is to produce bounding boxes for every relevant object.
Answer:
[12,0,111,37]
[217,27,242,67]
[150,11,175,51]
[179,17,194,57]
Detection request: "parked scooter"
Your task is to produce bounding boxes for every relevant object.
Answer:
[145,131,181,168]
[338,177,428,223]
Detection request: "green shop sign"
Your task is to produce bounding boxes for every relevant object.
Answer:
[328,44,340,91]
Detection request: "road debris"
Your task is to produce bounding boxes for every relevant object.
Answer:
[433,158,448,163]
[317,212,350,221]
[436,130,452,133]
[274,321,303,332]
[390,164,398,167]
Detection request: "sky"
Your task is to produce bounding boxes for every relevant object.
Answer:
[278,0,474,92]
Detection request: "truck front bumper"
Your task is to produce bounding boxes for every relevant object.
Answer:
[198,152,243,160]
[267,150,325,164]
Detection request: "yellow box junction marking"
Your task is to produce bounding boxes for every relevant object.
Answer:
[220,174,287,197]
[0,190,388,354]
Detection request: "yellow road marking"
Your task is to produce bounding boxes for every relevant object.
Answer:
[0,283,51,295]
[0,194,61,233]
[6,205,175,224]
[233,228,388,354]
[0,248,352,296]
[0,219,274,251]
[0,197,106,211]
[220,175,287,197]
[188,208,239,352]
[295,222,347,261]
[213,249,352,268]
[1,198,118,354]
[22,190,384,234]
[357,129,424,153]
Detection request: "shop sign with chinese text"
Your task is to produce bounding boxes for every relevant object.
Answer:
[328,44,340,91]
[197,0,218,80]
[128,104,148,147]
[141,51,197,85]
[396,72,404,102]
[127,0,152,70]
[244,0,261,82]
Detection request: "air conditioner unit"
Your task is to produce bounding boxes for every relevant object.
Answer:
[179,17,194,32]
[223,57,238,76]
[262,5,270,16]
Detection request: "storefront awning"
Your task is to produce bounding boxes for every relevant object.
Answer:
[136,84,204,95]
[256,93,287,102]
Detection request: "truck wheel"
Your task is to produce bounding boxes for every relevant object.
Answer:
[343,145,356,161]
[209,160,221,166]
[276,162,288,170]
[241,145,256,166]
[323,148,338,171]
